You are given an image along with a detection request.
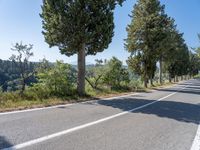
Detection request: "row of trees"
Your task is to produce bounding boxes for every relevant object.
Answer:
[1,39,199,96]
[0,58,36,92]
[40,0,200,94]
[125,0,200,87]
[1,0,199,96]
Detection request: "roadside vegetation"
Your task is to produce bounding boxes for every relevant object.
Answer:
[0,0,200,111]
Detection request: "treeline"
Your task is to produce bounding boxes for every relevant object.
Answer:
[0,59,37,92]
[1,0,200,98]
[0,55,135,101]
[0,56,130,96]
[125,0,200,87]
[39,0,200,95]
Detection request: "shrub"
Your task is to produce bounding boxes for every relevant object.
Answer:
[103,57,130,89]
[33,60,77,97]
[129,80,143,91]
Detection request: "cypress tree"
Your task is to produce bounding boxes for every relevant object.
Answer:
[125,0,170,87]
[40,0,124,95]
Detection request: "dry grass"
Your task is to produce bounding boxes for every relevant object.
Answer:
[0,81,182,112]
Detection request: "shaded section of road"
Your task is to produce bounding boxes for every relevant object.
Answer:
[0,136,13,149]
[22,80,200,150]
[98,98,200,124]
[157,79,200,96]
[1,80,200,150]
[0,85,181,149]
[24,82,200,150]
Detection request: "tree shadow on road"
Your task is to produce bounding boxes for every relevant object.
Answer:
[156,80,200,95]
[156,88,200,95]
[97,96,200,125]
[0,136,13,149]
[185,86,200,90]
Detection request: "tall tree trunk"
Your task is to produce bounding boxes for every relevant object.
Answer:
[150,78,154,86]
[150,74,154,86]
[20,78,25,95]
[144,79,148,88]
[144,62,148,88]
[159,56,163,85]
[77,43,86,96]
[176,76,179,82]
[169,74,172,83]
[181,76,183,81]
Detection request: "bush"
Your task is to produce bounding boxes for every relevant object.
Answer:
[129,80,143,91]
[194,74,200,79]
[103,57,130,88]
[25,85,50,100]
[33,60,77,97]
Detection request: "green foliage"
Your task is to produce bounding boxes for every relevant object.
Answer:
[129,79,143,91]
[32,60,77,97]
[9,42,35,93]
[125,0,170,87]
[127,54,142,76]
[196,34,200,58]
[0,59,37,92]
[40,0,125,95]
[103,57,130,89]
[165,31,190,78]
[40,0,123,56]
[194,74,200,79]
[86,59,105,89]
[125,0,193,86]
[189,52,200,76]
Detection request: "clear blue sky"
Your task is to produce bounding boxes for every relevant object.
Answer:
[0,0,199,64]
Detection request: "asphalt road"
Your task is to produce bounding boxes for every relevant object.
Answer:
[0,79,200,150]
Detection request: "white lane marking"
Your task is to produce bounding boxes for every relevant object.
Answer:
[0,81,188,116]
[0,104,73,116]
[3,86,188,150]
[190,122,200,150]
[0,93,138,116]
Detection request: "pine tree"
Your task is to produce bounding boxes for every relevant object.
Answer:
[40,0,124,95]
[125,0,169,87]
[165,31,190,81]
[156,17,176,85]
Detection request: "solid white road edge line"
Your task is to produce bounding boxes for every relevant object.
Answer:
[0,93,138,116]
[3,85,188,150]
[0,81,187,116]
[190,122,200,150]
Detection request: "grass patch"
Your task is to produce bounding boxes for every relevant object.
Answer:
[0,80,183,112]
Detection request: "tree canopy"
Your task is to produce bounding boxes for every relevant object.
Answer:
[40,0,125,95]
[125,0,171,87]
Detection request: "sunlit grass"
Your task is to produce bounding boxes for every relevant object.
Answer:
[0,80,183,112]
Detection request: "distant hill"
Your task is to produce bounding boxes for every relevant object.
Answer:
[0,59,128,91]
[0,59,38,91]
[0,59,97,91]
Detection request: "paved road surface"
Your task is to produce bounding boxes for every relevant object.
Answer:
[0,79,200,150]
